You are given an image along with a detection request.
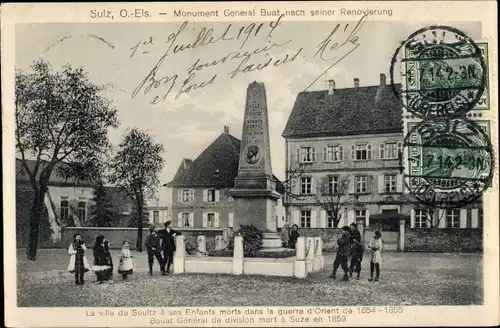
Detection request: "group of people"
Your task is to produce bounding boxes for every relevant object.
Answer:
[280,222,383,282]
[331,223,383,282]
[280,223,300,249]
[67,221,180,285]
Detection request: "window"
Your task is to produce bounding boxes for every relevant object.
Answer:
[207,213,215,228]
[384,175,397,193]
[352,144,372,160]
[182,213,190,227]
[324,145,344,162]
[60,198,69,223]
[328,176,339,194]
[415,209,428,228]
[355,176,368,193]
[300,210,311,228]
[77,201,86,222]
[179,189,194,202]
[380,142,402,159]
[299,146,316,163]
[153,210,160,224]
[445,209,460,228]
[327,212,338,228]
[300,177,312,194]
[206,189,216,203]
[355,209,366,222]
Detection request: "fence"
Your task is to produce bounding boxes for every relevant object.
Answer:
[172,235,325,278]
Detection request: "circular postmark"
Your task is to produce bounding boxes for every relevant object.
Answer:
[390,26,487,119]
[403,119,493,208]
[244,144,261,164]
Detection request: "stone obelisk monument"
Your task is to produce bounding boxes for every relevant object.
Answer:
[230,82,282,247]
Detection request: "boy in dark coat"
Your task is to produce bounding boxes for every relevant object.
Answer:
[349,222,363,279]
[159,221,181,275]
[145,225,164,275]
[330,226,351,281]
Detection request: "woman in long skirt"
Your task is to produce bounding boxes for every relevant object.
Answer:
[103,240,114,283]
[93,234,111,284]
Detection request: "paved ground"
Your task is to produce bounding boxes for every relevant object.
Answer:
[16,249,482,307]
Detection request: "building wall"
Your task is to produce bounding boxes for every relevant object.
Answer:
[48,185,94,225]
[146,185,173,225]
[285,132,406,227]
[171,186,285,229]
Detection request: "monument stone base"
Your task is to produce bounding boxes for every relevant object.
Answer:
[231,192,280,233]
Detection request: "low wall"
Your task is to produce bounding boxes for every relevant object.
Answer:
[405,228,483,253]
[284,228,372,252]
[61,227,226,250]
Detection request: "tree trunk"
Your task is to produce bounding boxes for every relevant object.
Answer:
[26,187,47,261]
[136,204,143,252]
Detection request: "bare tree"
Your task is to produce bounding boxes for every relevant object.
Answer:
[282,163,307,202]
[108,128,165,252]
[15,60,118,260]
[314,176,359,228]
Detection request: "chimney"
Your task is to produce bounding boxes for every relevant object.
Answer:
[354,78,359,88]
[380,73,386,87]
[224,126,230,134]
[328,79,335,95]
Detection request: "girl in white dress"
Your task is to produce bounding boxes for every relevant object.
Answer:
[117,241,134,282]
[367,230,383,282]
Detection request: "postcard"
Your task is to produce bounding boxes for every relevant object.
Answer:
[2,1,498,327]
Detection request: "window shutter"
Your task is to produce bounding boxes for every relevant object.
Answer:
[228,212,234,228]
[379,143,385,159]
[189,189,194,202]
[347,210,355,226]
[351,145,355,160]
[177,212,182,227]
[149,210,154,223]
[310,209,317,228]
[396,174,403,193]
[367,144,372,160]
[189,213,194,227]
[348,176,355,194]
[410,209,415,228]
[378,175,385,193]
[397,141,403,154]
[202,213,208,228]
[203,190,207,202]
[292,210,300,226]
[215,189,220,202]
[177,190,182,202]
[365,209,370,227]
[323,146,328,162]
[310,177,315,195]
[438,209,446,228]
[471,209,479,228]
[296,148,300,163]
[459,209,467,228]
[320,210,327,228]
[312,147,316,162]
[339,145,344,161]
[214,213,220,228]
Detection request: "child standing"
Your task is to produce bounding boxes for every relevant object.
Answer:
[350,239,364,280]
[117,241,134,282]
[368,230,383,282]
[67,233,90,285]
[93,234,111,284]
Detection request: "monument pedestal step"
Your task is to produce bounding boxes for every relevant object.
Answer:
[258,247,293,253]
[262,232,283,248]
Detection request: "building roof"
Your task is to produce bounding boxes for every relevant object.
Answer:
[167,132,284,193]
[282,81,404,138]
[16,158,91,186]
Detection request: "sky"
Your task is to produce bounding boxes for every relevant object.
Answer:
[15,19,481,184]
